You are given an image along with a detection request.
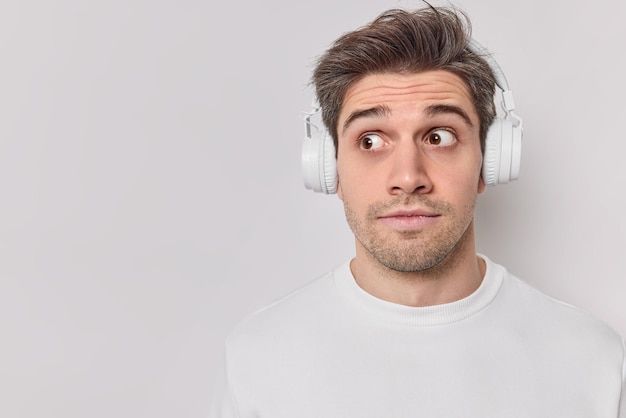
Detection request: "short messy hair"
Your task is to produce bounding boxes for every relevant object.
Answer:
[311,6,497,154]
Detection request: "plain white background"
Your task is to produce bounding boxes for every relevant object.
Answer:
[1,0,624,416]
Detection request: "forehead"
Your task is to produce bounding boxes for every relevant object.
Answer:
[339,70,477,125]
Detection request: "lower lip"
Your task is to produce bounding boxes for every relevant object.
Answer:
[378,215,440,229]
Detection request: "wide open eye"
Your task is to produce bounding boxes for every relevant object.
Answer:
[426,129,456,147]
[359,133,385,150]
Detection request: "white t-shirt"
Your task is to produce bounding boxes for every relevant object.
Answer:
[209,256,626,417]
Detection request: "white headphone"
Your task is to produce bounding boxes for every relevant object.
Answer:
[302,38,523,194]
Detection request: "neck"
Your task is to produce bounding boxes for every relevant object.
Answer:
[349,223,485,307]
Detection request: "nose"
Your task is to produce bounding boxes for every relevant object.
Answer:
[387,141,433,195]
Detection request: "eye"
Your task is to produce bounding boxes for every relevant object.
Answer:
[426,129,456,147]
[359,133,385,151]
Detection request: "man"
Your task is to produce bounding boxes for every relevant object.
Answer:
[209,6,625,417]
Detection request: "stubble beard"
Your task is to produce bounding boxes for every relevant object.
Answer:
[343,195,477,274]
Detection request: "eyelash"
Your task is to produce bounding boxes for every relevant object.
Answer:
[358,132,385,151]
[426,128,457,147]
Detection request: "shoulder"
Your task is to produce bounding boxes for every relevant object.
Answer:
[494,264,624,358]
[224,264,346,351]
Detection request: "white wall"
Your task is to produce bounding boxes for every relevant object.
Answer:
[1,0,624,416]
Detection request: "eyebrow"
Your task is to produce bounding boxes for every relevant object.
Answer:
[341,103,474,135]
[425,104,474,127]
[341,104,391,134]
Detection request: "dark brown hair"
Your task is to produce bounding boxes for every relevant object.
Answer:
[312,6,496,154]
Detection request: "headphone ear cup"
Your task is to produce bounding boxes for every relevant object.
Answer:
[302,129,337,194]
[509,122,522,182]
[482,117,522,186]
[482,119,502,187]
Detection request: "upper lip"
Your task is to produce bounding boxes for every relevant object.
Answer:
[378,209,439,218]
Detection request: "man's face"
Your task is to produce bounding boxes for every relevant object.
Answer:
[336,70,485,273]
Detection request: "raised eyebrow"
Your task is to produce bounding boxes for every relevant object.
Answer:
[341,104,391,135]
[425,104,474,127]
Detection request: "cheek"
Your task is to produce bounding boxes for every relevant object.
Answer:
[336,160,365,202]
[440,161,482,196]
